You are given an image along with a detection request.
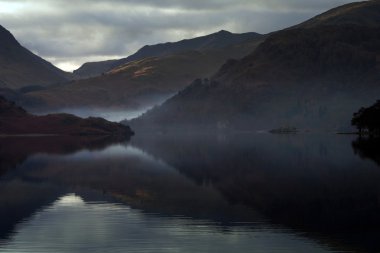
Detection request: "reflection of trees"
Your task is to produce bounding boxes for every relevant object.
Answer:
[352,137,380,166]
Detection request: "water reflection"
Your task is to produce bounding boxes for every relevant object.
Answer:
[0,133,380,252]
[0,135,129,242]
[0,193,333,253]
[131,133,380,252]
[0,135,130,177]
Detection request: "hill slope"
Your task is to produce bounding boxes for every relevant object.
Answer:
[0,25,69,89]
[73,30,261,79]
[132,0,380,131]
[23,34,264,112]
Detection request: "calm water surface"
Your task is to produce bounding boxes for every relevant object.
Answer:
[0,133,379,253]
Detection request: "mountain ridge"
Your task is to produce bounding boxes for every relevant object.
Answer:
[0,25,70,89]
[73,30,261,79]
[22,33,265,112]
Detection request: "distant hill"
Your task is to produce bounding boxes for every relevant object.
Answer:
[0,25,69,89]
[131,0,380,131]
[23,33,265,112]
[0,96,133,136]
[73,30,261,79]
[73,60,117,80]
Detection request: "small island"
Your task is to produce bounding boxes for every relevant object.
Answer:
[0,96,134,136]
[269,126,298,134]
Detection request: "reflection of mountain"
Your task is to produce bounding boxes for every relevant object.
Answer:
[0,138,263,248]
[2,134,380,252]
[0,135,130,176]
[10,145,258,222]
[0,135,131,241]
[133,1,380,131]
[0,181,63,241]
[131,133,380,252]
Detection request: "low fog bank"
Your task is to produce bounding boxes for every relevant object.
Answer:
[5,88,176,123]
[33,107,152,122]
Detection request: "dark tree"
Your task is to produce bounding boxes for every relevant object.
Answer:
[352,100,380,136]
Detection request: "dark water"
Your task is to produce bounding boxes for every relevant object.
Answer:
[0,133,380,253]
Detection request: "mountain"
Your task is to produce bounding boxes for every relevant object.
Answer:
[131,0,380,132]
[0,25,69,89]
[0,96,133,136]
[294,0,380,28]
[73,30,261,79]
[22,33,264,112]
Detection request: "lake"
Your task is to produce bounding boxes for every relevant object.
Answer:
[0,133,379,253]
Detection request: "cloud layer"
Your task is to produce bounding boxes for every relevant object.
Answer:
[0,0,355,71]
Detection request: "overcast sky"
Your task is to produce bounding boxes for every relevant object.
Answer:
[0,0,355,72]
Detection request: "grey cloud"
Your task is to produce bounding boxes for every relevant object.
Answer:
[0,0,356,71]
[2,0,356,11]
[0,0,260,12]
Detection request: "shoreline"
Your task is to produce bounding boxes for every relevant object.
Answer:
[0,134,59,138]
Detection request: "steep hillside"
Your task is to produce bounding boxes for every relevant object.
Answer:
[132,1,380,131]
[73,30,261,79]
[23,35,265,111]
[0,25,69,89]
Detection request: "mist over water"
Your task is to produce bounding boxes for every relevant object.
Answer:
[30,93,175,122]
